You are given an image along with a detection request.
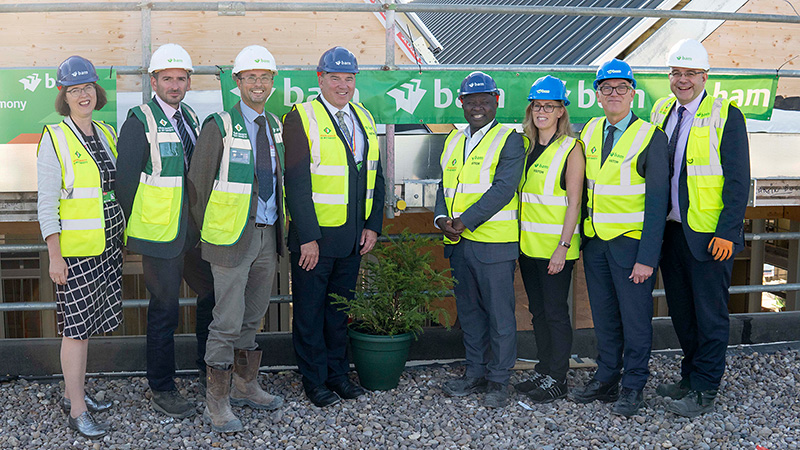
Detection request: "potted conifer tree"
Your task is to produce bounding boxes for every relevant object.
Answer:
[332,228,452,390]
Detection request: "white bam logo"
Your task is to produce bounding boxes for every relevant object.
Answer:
[19,74,42,92]
[387,79,427,114]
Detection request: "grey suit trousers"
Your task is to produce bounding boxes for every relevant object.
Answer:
[449,239,518,384]
[205,226,277,368]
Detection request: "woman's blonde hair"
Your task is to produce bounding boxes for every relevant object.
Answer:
[522,101,574,151]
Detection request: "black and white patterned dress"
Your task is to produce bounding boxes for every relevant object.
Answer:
[56,126,124,339]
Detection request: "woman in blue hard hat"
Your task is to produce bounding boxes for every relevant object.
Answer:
[36,55,122,438]
[514,75,585,403]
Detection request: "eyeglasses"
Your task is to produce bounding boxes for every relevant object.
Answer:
[597,84,632,96]
[531,103,563,113]
[66,84,96,97]
[669,70,706,79]
[238,75,274,85]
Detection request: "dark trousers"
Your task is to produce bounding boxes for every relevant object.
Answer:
[449,240,517,384]
[661,221,732,391]
[583,238,655,391]
[291,251,361,389]
[518,255,575,383]
[142,246,215,392]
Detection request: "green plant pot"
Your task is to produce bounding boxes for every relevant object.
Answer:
[348,327,414,391]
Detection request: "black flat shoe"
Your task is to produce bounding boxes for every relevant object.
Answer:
[60,394,113,414]
[67,411,107,438]
[326,379,366,400]
[305,385,341,408]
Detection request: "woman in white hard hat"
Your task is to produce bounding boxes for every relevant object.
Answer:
[36,55,122,438]
[514,75,585,403]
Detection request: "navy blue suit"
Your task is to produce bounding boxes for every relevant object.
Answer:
[116,101,216,392]
[582,115,669,391]
[283,97,385,389]
[434,123,525,384]
[656,93,750,391]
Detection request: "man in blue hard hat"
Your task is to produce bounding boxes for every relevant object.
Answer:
[572,59,669,417]
[651,39,749,418]
[282,46,385,407]
[435,71,525,408]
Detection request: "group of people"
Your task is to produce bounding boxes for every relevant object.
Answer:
[36,36,748,439]
[37,44,384,437]
[437,38,749,420]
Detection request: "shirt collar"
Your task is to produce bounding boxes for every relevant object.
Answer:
[605,111,633,133]
[318,93,352,117]
[239,100,264,125]
[464,120,496,139]
[154,94,179,119]
[675,91,705,117]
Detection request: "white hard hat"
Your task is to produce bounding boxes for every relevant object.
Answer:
[233,45,278,75]
[148,43,194,74]
[667,39,710,71]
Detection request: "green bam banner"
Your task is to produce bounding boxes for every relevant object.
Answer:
[220,69,777,124]
[0,68,117,144]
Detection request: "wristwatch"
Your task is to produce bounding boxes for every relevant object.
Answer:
[559,241,571,249]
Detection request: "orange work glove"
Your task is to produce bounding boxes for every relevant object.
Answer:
[707,237,733,261]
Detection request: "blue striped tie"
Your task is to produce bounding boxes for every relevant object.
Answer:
[173,111,194,168]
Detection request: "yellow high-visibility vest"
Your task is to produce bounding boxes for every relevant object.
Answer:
[581,117,656,241]
[294,100,380,227]
[39,120,118,257]
[440,124,520,244]
[651,95,732,233]
[519,135,580,259]
[125,100,198,243]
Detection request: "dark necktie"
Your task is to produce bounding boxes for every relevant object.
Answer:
[667,106,687,179]
[601,125,616,165]
[173,110,194,168]
[254,116,274,203]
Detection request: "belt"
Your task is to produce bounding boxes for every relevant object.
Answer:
[255,222,272,228]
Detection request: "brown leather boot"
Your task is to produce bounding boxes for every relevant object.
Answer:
[203,365,243,433]
[230,349,284,410]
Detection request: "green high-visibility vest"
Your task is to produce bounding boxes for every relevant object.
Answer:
[294,100,380,227]
[202,107,285,246]
[440,123,520,244]
[125,99,198,243]
[651,95,732,233]
[39,120,118,257]
[581,117,656,241]
[519,135,580,259]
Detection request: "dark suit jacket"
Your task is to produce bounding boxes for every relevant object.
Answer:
[661,93,750,261]
[282,97,386,258]
[116,99,198,259]
[582,114,670,270]
[187,102,286,268]
[434,121,526,264]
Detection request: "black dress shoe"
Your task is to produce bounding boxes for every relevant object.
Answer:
[572,378,620,403]
[60,394,113,414]
[305,385,341,408]
[326,379,366,400]
[67,411,107,438]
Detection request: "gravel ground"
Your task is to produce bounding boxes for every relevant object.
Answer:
[1,349,798,450]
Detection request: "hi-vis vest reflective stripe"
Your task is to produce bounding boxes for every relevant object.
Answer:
[125,100,199,243]
[519,135,580,259]
[39,120,118,257]
[440,124,520,244]
[581,117,656,241]
[651,95,731,233]
[201,107,284,246]
[294,100,380,227]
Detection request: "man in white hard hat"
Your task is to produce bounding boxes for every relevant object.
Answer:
[650,39,750,418]
[187,45,285,432]
[116,43,215,419]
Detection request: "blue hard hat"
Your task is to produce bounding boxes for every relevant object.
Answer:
[528,75,570,106]
[56,55,99,88]
[316,46,359,74]
[593,58,636,90]
[459,71,499,97]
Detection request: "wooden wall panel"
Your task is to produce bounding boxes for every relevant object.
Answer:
[0,0,413,91]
